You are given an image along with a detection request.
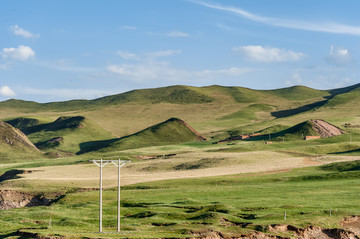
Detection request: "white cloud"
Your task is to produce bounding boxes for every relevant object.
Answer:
[121,25,136,30]
[194,1,360,35]
[10,25,39,38]
[195,67,252,77]
[20,88,115,101]
[165,31,190,37]
[146,50,181,59]
[2,45,35,61]
[326,45,353,66]
[285,71,304,86]
[0,64,9,70]
[116,49,181,61]
[35,60,99,72]
[0,86,16,97]
[333,77,352,88]
[107,61,251,83]
[233,45,304,62]
[116,51,138,60]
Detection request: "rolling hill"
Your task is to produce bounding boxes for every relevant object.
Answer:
[0,121,41,161]
[6,116,115,154]
[248,119,344,141]
[78,117,206,154]
[0,83,359,150]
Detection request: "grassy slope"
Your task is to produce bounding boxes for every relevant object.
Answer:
[0,84,333,136]
[0,121,42,162]
[265,85,330,100]
[0,84,359,152]
[6,116,115,154]
[1,161,360,238]
[78,118,205,154]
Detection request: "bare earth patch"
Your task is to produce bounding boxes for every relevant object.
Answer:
[11,152,359,189]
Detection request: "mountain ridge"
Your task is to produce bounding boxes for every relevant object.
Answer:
[1,83,359,107]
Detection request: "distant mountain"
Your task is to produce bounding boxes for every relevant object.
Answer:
[78,118,206,154]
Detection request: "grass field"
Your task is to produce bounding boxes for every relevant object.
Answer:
[1,160,360,238]
[0,84,360,238]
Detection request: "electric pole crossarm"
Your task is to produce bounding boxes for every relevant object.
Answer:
[111,160,130,167]
[90,159,111,167]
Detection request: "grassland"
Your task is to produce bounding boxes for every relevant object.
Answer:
[0,84,360,238]
[1,159,360,238]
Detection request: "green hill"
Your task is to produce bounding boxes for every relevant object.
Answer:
[93,85,214,105]
[6,116,115,154]
[325,87,360,107]
[265,85,329,101]
[250,119,343,141]
[0,121,41,161]
[78,118,206,154]
[0,84,332,112]
[1,83,360,143]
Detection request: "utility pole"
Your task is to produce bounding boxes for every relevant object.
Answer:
[90,159,111,233]
[111,159,129,232]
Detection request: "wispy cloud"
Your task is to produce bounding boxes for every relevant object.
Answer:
[233,45,304,63]
[20,87,115,101]
[165,31,190,37]
[0,63,9,70]
[116,49,181,61]
[146,50,181,59]
[326,45,353,66]
[116,51,139,60]
[1,45,35,61]
[107,61,251,83]
[121,25,136,30]
[194,1,360,35]
[0,86,16,97]
[35,59,99,72]
[10,25,40,38]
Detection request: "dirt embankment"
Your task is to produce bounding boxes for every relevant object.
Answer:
[191,218,360,239]
[0,169,61,210]
[311,119,343,138]
[0,190,54,210]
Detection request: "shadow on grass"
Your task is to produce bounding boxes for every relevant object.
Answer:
[271,83,360,118]
[330,148,360,155]
[77,138,120,154]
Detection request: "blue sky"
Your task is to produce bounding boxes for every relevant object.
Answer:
[0,0,359,102]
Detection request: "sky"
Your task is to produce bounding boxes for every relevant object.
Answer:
[1,0,360,103]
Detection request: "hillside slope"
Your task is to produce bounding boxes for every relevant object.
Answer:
[6,116,115,154]
[1,83,359,139]
[0,121,41,161]
[78,118,206,154]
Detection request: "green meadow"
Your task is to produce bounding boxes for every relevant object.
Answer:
[0,84,360,238]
